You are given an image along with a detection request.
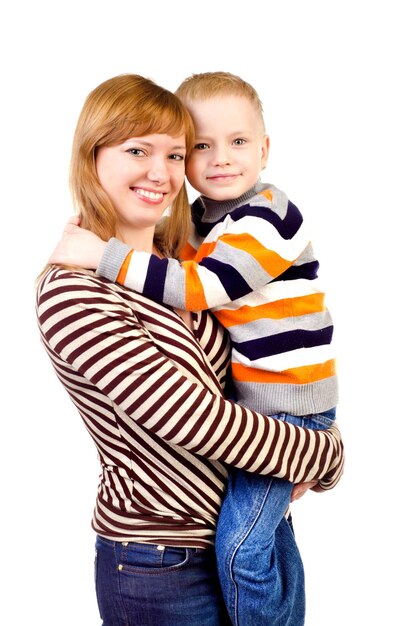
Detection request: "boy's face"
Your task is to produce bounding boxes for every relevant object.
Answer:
[185,95,269,201]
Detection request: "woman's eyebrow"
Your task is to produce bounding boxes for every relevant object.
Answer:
[126,139,186,150]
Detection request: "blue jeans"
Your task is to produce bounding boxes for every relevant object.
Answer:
[215,409,336,626]
[95,535,232,625]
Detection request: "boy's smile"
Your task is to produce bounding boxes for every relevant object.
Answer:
[185,95,269,201]
[207,173,241,183]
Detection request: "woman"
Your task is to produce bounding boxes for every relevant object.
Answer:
[37,73,344,626]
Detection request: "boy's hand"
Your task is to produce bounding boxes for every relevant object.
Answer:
[291,480,319,501]
[49,216,107,270]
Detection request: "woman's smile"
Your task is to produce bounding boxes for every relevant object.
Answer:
[130,186,166,204]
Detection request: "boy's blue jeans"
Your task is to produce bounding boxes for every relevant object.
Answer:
[215,409,335,626]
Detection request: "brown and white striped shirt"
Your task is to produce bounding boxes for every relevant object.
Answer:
[36,268,344,548]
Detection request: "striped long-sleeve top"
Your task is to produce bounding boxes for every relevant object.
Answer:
[37,267,344,548]
[97,182,338,416]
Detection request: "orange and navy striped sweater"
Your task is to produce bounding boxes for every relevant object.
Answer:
[97,182,338,416]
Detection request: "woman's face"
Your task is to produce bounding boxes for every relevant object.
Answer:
[96,133,186,237]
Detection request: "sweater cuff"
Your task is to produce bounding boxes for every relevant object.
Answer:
[96,238,132,283]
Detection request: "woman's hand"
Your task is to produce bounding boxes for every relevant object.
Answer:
[291,480,319,502]
[49,216,107,269]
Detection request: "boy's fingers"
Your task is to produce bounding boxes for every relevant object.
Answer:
[291,479,318,501]
[63,215,81,232]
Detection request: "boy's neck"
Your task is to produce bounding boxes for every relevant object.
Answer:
[198,181,261,218]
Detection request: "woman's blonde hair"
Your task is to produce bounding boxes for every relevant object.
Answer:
[71,73,195,257]
[175,71,265,132]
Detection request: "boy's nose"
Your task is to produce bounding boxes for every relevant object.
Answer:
[211,146,232,166]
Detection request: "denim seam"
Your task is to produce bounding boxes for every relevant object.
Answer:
[228,479,274,626]
[114,541,129,626]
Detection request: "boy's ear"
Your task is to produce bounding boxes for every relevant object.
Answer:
[261,134,270,169]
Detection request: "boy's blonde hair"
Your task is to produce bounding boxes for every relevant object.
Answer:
[175,71,265,132]
[70,73,195,258]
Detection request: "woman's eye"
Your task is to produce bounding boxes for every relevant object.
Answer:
[127,148,145,156]
[194,143,209,150]
[169,153,185,161]
[233,138,246,146]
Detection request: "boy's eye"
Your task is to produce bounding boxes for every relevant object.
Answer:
[233,138,246,146]
[194,143,209,150]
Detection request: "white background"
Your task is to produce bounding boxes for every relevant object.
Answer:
[1,1,414,624]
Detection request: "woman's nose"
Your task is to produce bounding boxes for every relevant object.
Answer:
[147,157,169,183]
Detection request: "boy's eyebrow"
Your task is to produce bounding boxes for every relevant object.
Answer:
[195,129,253,138]
[230,130,251,136]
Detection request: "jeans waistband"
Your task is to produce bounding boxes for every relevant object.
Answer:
[96,535,210,554]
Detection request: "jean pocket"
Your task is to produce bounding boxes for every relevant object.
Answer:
[119,543,191,575]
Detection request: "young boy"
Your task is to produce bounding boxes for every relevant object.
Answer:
[53,72,339,626]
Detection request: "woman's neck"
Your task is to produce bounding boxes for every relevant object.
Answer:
[116,226,156,253]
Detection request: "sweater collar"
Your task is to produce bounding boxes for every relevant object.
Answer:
[197,181,262,221]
